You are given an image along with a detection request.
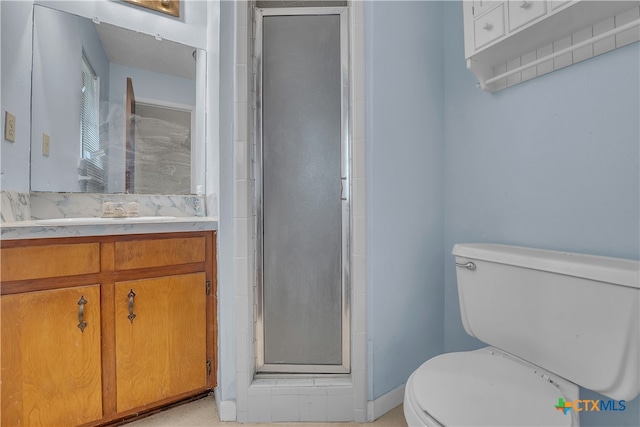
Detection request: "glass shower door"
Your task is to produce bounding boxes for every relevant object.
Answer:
[255,8,350,374]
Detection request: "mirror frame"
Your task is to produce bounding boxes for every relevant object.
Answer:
[124,0,180,18]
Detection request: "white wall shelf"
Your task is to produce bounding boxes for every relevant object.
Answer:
[463,0,640,92]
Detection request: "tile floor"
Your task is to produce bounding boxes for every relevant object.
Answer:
[125,394,408,427]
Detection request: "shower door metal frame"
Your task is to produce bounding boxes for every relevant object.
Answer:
[254,7,350,374]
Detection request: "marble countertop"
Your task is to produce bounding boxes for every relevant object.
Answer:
[1,217,218,240]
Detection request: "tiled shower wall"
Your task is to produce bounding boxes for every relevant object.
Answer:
[233,0,254,421]
[231,1,368,422]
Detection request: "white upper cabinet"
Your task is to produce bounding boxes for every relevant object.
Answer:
[463,1,640,92]
[474,4,506,49]
[473,0,502,17]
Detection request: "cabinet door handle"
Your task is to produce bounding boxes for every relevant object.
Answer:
[77,295,88,332]
[127,289,137,323]
[482,22,493,31]
[519,1,530,9]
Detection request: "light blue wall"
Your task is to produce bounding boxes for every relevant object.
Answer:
[1,1,33,192]
[443,2,639,426]
[109,65,195,109]
[30,5,110,192]
[365,1,445,401]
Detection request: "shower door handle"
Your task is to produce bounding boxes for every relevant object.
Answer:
[340,176,347,201]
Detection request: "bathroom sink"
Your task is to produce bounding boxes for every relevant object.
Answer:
[35,216,177,226]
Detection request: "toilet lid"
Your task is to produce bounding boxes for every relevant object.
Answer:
[411,349,572,426]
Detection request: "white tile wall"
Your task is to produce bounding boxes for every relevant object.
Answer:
[506,57,522,87]
[492,63,507,91]
[616,7,640,48]
[234,257,249,297]
[231,2,253,424]
[234,140,247,181]
[593,17,616,56]
[572,27,594,63]
[354,370,367,417]
[272,393,300,421]
[327,387,355,421]
[247,390,272,422]
[520,50,537,82]
[350,4,367,422]
[299,388,328,422]
[553,36,573,70]
[536,43,554,77]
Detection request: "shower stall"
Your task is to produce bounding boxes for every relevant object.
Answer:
[254,7,350,374]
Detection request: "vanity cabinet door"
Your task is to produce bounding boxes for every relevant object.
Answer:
[114,273,207,413]
[1,285,103,427]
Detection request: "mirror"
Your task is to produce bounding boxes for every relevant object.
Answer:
[30,5,204,194]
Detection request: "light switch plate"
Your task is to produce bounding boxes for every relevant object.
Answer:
[43,133,51,156]
[4,111,16,142]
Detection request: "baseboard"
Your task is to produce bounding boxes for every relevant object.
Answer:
[214,388,237,421]
[366,383,406,421]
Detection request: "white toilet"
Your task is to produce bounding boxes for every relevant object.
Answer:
[404,243,639,426]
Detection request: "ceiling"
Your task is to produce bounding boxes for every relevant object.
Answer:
[95,21,196,81]
[94,0,347,79]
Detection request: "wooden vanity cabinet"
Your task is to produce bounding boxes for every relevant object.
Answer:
[111,236,209,414]
[114,273,207,413]
[0,231,217,427]
[1,285,103,427]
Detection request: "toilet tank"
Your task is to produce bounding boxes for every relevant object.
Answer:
[452,243,639,401]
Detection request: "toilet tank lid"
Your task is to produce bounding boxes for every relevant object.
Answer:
[452,243,639,289]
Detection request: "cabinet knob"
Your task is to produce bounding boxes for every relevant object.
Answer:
[482,22,493,31]
[519,1,530,9]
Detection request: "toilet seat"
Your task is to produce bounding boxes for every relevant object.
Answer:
[406,347,575,426]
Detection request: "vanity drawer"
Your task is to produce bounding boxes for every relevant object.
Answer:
[508,0,547,32]
[1,243,100,281]
[115,237,206,270]
[474,4,506,49]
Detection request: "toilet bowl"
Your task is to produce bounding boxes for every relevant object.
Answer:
[404,347,579,426]
[404,244,639,427]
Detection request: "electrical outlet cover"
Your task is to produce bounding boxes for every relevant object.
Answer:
[43,133,51,156]
[5,111,16,142]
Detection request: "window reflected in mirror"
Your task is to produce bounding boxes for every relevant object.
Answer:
[80,53,104,192]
